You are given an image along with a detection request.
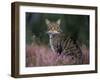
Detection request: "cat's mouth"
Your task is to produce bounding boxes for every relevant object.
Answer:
[46,30,60,35]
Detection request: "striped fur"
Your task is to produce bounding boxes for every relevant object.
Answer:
[45,19,83,64]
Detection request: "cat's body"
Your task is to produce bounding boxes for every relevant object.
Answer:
[45,19,83,64]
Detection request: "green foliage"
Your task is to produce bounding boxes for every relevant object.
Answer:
[26,12,89,47]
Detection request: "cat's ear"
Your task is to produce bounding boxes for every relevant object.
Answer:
[56,19,61,25]
[45,19,50,25]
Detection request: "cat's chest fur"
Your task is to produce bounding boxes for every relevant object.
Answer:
[51,33,71,54]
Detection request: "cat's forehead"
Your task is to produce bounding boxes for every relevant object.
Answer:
[48,22,59,26]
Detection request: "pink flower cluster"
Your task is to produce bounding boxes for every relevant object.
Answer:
[26,44,89,67]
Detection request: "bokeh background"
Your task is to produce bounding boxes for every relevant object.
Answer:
[26,12,89,47]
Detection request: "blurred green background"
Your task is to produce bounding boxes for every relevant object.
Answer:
[26,12,89,47]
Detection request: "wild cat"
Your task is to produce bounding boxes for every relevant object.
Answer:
[45,19,83,64]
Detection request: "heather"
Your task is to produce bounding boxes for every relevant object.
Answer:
[26,43,89,67]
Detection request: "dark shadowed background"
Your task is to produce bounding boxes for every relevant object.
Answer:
[26,12,89,47]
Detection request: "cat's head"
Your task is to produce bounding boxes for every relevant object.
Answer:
[45,19,62,35]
